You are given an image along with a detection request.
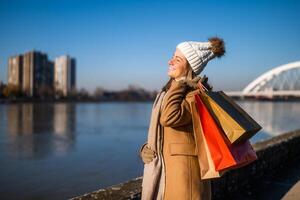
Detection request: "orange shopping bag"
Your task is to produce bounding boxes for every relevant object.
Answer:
[195,94,236,171]
[190,99,221,179]
[195,93,258,171]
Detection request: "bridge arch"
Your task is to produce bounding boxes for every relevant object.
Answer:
[242,61,300,94]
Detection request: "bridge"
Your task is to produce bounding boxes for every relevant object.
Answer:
[225,61,300,99]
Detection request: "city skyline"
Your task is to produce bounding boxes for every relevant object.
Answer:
[7,50,76,97]
[1,0,300,92]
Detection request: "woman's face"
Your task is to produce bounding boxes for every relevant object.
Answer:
[168,48,189,79]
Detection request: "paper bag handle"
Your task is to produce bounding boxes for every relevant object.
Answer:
[197,80,209,93]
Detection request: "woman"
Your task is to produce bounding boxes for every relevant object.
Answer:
[139,37,225,200]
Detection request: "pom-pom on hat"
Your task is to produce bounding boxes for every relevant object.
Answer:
[176,37,225,75]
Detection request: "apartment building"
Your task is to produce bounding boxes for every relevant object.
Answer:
[54,55,76,97]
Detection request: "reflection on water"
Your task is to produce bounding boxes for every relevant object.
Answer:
[235,101,300,142]
[0,101,299,200]
[6,103,76,159]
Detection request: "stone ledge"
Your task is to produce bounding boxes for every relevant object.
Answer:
[71,128,300,200]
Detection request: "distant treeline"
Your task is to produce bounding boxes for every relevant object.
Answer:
[0,82,158,102]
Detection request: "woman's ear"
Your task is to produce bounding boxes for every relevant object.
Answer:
[186,68,193,80]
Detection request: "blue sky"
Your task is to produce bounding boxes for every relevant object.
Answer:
[0,0,300,92]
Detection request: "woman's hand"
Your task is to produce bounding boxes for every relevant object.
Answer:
[199,75,213,91]
[140,145,156,164]
[178,75,213,91]
[197,78,208,92]
[177,76,197,88]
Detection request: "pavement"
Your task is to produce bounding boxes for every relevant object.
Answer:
[229,156,300,200]
[282,180,300,200]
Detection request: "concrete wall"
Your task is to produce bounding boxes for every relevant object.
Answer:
[71,128,300,200]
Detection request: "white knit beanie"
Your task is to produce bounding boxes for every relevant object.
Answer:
[176,37,225,75]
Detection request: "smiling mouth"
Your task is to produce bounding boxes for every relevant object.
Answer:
[169,65,176,71]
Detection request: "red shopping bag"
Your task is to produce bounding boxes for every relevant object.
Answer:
[195,94,258,171]
[195,94,236,171]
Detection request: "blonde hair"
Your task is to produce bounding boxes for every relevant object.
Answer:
[161,67,196,92]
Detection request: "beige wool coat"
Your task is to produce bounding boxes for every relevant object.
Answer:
[159,79,211,200]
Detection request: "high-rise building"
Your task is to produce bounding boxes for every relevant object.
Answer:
[7,51,76,98]
[22,51,54,97]
[8,55,23,89]
[54,55,76,97]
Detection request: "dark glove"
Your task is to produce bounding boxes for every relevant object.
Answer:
[199,75,213,91]
[178,75,213,91]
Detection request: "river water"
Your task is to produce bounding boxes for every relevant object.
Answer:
[0,101,299,200]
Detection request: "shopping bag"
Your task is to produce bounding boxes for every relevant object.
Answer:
[198,90,262,144]
[190,99,221,179]
[195,93,258,172]
[195,94,236,171]
[223,138,257,171]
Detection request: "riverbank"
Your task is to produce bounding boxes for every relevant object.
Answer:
[70,128,300,200]
[0,98,155,104]
[1,97,300,104]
